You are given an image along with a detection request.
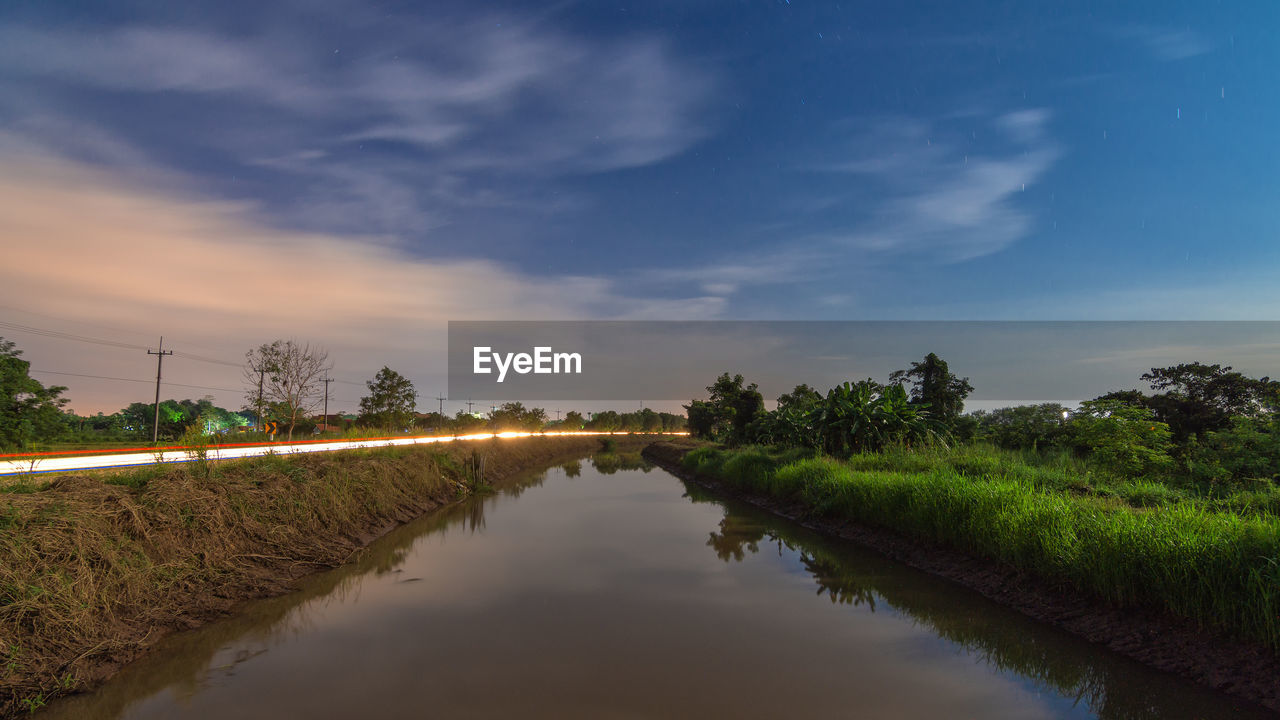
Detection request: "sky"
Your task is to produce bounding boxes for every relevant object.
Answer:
[1,0,1278,414]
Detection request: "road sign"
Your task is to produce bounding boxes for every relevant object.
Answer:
[264,421,278,435]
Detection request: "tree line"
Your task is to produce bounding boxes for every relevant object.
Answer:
[0,336,684,449]
[685,353,1280,489]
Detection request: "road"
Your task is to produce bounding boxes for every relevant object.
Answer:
[0,431,682,477]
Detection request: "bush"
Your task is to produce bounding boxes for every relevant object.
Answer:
[1068,401,1174,479]
[1184,418,1280,489]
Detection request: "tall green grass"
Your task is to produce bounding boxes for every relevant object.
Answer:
[683,445,1280,651]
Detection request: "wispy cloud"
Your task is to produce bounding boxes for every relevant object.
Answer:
[0,14,718,237]
[658,108,1060,303]
[1111,26,1213,61]
[810,108,1059,262]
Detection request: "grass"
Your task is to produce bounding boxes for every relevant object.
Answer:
[682,443,1280,653]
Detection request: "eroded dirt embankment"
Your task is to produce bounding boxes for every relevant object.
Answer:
[643,441,1280,714]
[0,435,646,717]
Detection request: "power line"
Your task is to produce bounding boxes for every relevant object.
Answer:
[172,350,242,368]
[0,319,249,370]
[0,320,149,351]
[0,305,163,344]
[0,304,250,358]
[5,318,374,391]
[30,370,242,394]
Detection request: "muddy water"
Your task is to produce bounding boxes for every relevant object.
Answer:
[41,457,1266,719]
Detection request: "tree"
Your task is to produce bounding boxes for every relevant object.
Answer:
[0,337,69,449]
[562,410,585,430]
[412,411,447,431]
[684,400,717,439]
[972,403,1071,450]
[1067,399,1173,478]
[243,340,332,441]
[890,352,973,422]
[451,410,488,434]
[776,383,822,413]
[358,367,418,431]
[810,380,935,456]
[487,402,547,431]
[1140,362,1274,441]
[709,373,765,444]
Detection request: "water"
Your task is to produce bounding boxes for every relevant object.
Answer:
[41,457,1264,719]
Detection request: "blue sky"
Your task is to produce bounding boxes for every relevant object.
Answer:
[0,0,1277,411]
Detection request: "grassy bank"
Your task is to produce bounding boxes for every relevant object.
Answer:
[675,443,1280,654]
[0,435,637,716]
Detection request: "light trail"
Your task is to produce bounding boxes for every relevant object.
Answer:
[0,432,688,477]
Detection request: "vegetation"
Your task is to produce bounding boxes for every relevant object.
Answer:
[580,407,684,433]
[686,356,1279,492]
[680,444,1280,651]
[242,340,333,441]
[676,354,1280,656]
[687,355,962,452]
[0,338,68,451]
[357,366,418,431]
[1,337,687,451]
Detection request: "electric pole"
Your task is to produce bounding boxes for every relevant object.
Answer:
[323,377,333,433]
[256,367,265,432]
[466,398,474,414]
[435,393,445,416]
[148,337,173,444]
[554,409,562,420]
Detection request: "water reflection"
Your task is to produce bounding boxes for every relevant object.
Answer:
[588,450,653,474]
[40,462,1266,720]
[684,481,1259,720]
[39,467,554,720]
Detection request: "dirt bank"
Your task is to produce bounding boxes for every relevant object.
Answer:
[0,434,647,717]
[643,441,1280,714]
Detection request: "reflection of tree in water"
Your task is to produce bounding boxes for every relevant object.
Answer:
[460,496,488,533]
[799,554,878,611]
[561,460,582,478]
[41,467,566,720]
[706,514,768,562]
[590,451,653,475]
[684,478,1257,720]
[500,472,547,500]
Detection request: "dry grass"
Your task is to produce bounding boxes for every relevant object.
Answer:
[0,435,632,716]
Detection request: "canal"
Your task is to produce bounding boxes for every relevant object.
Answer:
[40,454,1266,719]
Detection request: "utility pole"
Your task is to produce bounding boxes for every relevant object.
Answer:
[435,393,446,416]
[323,377,333,433]
[256,367,265,432]
[147,337,173,444]
[466,398,474,414]
[554,409,562,420]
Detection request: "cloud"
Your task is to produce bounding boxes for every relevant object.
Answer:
[1111,26,1213,61]
[810,109,1059,262]
[0,15,718,237]
[0,154,722,412]
[662,108,1059,300]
